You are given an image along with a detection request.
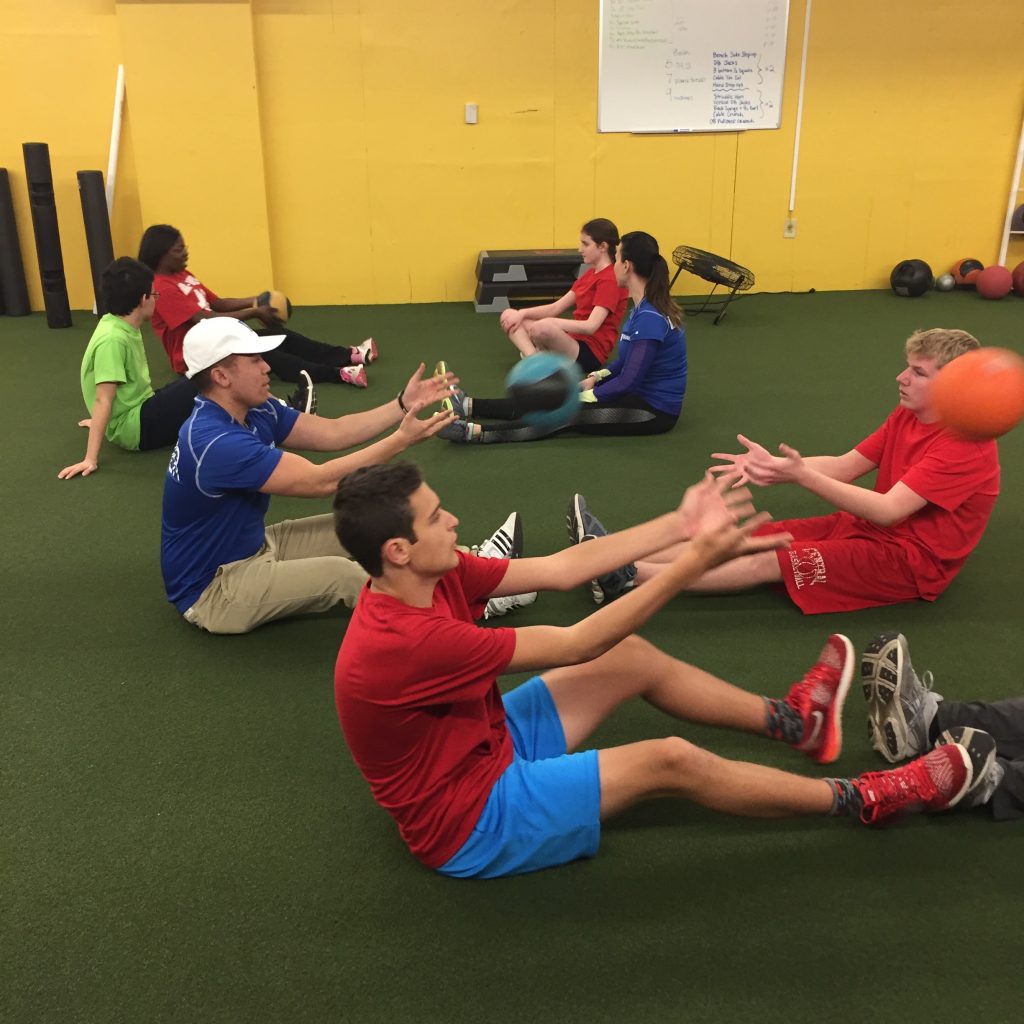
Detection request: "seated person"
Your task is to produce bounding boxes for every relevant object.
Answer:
[138,224,376,386]
[331,464,979,880]
[59,257,312,481]
[498,218,628,374]
[161,317,451,634]
[576,328,1000,612]
[442,231,686,444]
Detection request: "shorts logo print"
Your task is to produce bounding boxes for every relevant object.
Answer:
[789,547,827,589]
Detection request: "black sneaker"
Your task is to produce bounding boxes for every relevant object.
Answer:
[285,370,317,415]
[565,493,636,605]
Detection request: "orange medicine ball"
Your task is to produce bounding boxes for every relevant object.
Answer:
[932,347,1024,440]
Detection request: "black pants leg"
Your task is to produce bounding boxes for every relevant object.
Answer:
[257,328,354,383]
[138,377,200,450]
[933,697,1024,820]
[473,394,677,444]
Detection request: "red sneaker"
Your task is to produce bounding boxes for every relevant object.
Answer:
[783,634,853,765]
[856,744,972,825]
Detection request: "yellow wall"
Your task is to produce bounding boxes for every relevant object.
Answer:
[1,0,1022,308]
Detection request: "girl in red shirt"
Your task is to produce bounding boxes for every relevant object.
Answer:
[499,218,629,374]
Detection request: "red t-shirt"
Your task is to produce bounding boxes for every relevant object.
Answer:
[569,264,629,362]
[854,405,1000,597]
[334,552,517,869]
[151,271,220,374]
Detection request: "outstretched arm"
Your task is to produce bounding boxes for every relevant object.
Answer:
[259,401,455,499]
[58,382,117,480]
[505,508,784,672]
[711,435,923,527]
[283,365,455,452]
[493,476,787,597]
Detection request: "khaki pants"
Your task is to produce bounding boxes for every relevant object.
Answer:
[183,514,367,635]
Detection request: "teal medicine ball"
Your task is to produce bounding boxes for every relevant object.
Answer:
[505,353,582,430]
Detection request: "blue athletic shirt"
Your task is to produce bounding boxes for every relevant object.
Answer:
[593,298,687,416]
[161,396,299,613]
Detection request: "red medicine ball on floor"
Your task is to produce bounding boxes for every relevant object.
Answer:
[1012,261,1024,296]
[975,265,1013,300]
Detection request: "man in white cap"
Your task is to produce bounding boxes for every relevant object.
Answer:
[159,317,456,634]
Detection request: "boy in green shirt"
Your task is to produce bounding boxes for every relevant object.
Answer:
[59,258,313,479]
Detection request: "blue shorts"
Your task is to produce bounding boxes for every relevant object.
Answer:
[437,676,602,879]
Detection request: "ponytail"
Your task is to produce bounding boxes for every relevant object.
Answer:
[620,231,682,327]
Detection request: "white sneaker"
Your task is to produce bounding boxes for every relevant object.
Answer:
[474,512,522,559]
[473,512,536,618]
[484,591,537,619]
[340,365,368,388]
[353,338,378,365]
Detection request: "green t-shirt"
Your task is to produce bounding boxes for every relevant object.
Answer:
[80,314,155,451]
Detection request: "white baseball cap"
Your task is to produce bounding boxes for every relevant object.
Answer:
[183,317,286,378]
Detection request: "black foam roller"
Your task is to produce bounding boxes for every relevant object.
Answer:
[22,142,72,328]
[77,171,114,316]
[0,169,30,317]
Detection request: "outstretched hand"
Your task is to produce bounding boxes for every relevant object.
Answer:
[710,433,803,487]
[401,363,458,409]
[395,400,456,447]
[674,473,791,568]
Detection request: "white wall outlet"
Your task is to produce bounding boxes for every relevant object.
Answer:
[783,217,797,238]
[465,103,479,125]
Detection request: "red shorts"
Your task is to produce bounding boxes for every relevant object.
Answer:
[755,513,923,615]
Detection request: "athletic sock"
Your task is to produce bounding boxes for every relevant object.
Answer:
[763,696,803,745]
[826,777,863,817]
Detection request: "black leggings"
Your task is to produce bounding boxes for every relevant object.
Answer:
[471,394,677,444]
[256,328,354,383]
[138,377,200,450]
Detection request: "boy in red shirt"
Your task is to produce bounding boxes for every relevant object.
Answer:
[332,463,979,879]
[583,328,1000,611]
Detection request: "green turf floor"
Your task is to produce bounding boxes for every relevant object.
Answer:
[3,290,1023,1023]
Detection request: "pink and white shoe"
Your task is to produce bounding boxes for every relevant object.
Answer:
[340,365,368,388]
[351,338,378,365]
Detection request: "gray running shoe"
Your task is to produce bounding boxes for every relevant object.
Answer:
[935,726,1003,809]
[565,493,636,605]
[446,386,471,420]
[861,632,942,764]
[438,407,480,443]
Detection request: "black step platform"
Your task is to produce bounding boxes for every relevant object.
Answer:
[475,248,583,312]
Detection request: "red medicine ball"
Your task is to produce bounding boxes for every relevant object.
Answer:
[1012,261,1024,296]
[975,265,1013,300]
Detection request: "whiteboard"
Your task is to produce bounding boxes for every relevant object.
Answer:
[598,0,790,133]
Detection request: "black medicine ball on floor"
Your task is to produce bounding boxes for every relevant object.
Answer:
[890,259,934,297]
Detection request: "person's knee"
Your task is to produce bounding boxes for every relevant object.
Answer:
[651,736,715,793]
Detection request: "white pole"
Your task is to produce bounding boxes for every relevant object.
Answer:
[997,100,1024,267]
[788,0,812,214]
[105,65,125,216]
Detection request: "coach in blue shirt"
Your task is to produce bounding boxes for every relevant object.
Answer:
[160,317,454,634]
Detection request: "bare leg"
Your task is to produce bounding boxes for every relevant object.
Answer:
[597,738,835,819]
[635,547,782,591]
[526,319,582,360]
[544,634,770,752]
[506,323,538,358]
